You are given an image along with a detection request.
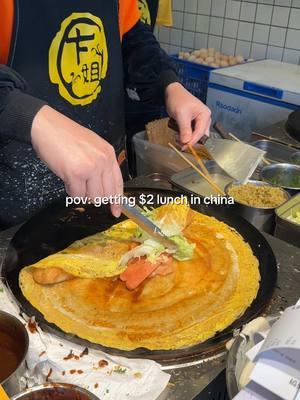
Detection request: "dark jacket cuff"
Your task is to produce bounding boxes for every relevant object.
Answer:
[158,69,180,100]
[0,89,47,143]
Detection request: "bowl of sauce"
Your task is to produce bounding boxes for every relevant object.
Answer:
[11,383,100,400]
[0,311,29,396]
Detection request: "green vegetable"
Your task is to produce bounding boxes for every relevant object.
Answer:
[131,207,195,262]
[268,172,300,188]
[114,366,127,374]
[169,235,196,261]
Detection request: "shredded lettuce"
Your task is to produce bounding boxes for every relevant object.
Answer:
[134,208,182,242]
[119,239,166,267]
[169,235,196,261]
[128,207,195,264]
[156,216,182,237]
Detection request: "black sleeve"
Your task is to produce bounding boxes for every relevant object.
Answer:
[0,64,47,143]
[122,21,179,105]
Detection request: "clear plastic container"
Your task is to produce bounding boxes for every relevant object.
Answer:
[133,131,196,176]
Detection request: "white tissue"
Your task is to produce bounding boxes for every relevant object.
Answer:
[0,282,170,399]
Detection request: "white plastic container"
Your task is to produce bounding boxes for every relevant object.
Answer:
[207,60,300,141]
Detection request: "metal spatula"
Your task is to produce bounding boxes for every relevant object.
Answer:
[121,203,178,251]
[168,119,266,184]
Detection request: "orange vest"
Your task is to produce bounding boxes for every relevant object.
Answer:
[0,0,140,64]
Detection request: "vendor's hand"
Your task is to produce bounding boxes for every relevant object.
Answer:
[165,82,211,149]
[31,105,123,217]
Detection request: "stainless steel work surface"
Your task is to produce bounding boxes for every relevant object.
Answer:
[251,120,300,149]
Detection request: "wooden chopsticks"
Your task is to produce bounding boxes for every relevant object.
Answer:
[168,142,225,195]
[187,144,211,179]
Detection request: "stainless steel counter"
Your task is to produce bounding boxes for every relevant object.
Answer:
[1,178,299,399]
[252,120,300,149]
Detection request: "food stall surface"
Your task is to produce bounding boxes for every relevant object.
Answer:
[0,177,299,400]
[252,120,300,149]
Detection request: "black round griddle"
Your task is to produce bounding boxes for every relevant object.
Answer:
[2,188,277,366]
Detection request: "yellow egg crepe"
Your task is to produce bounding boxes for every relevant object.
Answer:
[25,220,137,282]
[19,204,260,350]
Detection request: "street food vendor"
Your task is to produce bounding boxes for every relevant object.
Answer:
[0,0,211,229]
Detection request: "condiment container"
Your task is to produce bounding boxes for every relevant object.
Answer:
[260,163,300,195]
[225,180,290,233]
[0,311,29,396]
[11,383,99,400]
[275,193,300,248]
[252,139,297,164]
[133,131,203,176]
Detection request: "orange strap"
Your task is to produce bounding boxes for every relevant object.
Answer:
[119,0,140,38]
[0,0,139,65]
[0,0,14,64]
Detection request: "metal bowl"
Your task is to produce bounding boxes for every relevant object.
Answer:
[0,311,29,397]
[260,163,300,192]
[291,151,300,166]
[11,383,99,400]
[225,180,290,233]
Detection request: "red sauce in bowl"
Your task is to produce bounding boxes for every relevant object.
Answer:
[16,387,94,400]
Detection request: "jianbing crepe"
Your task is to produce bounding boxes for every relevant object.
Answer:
[19,204,260,350]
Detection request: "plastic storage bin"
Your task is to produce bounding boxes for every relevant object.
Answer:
[170,55,216,103]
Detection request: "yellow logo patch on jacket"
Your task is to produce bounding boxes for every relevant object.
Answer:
[49,13,108,106]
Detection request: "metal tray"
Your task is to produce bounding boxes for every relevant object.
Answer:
[252,140,299,164]
[170,161,233,197]
[2,188,277,367]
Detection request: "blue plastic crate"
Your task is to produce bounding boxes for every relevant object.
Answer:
[170,55,217,103]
